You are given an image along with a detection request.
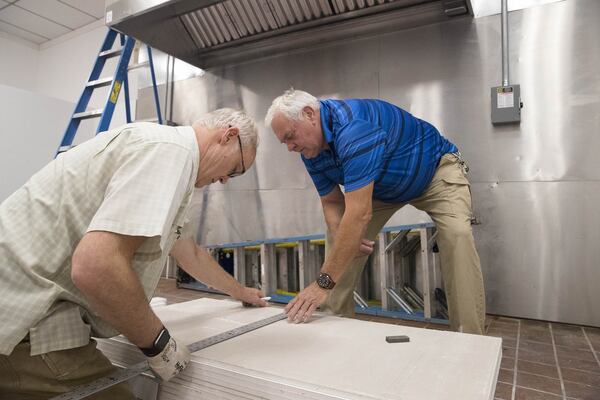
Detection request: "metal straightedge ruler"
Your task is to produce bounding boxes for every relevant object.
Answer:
[50,312,287,400]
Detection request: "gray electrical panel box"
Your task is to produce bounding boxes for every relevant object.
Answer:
[491,84,522,124]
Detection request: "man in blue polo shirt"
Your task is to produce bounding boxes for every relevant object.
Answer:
[265,89,485,335]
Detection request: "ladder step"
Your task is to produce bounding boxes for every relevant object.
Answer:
[73,109,103,120]
[99,48,122,58]
[86,77,114,89]
[128,61,149,71]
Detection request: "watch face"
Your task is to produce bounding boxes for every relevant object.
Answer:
[317,273,333,289]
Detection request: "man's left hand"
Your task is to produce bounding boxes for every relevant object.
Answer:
[284,282,328,323]
[235,286,268,307]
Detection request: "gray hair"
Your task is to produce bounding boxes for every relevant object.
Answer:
[194,108,259,148]
[264,89,320,128]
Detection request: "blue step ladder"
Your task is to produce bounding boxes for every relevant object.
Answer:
[57,28,163,156]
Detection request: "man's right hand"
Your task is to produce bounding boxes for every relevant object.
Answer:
[146,335,190,381]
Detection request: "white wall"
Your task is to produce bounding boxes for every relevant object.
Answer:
[0,84,74,201]
[0,21,144,201]
[0,33,38,92]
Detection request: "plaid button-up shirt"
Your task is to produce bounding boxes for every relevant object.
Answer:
[0,122,199,356]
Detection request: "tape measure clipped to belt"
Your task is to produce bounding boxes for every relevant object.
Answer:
[50,313,287,400]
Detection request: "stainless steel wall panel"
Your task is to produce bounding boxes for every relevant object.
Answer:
[472,181,600,326]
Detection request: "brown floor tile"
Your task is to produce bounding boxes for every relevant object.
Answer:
[518,360,559,379]
[494,382,513,400]
[502,345,517,359]
[519,348,560,365]
[521,330,553,344]
[552,323,585,336]
[561,367,600,387]
[584,328,600,352]
[557,353,600,372]
[490,318,520,331]
[520,340,555,354]
[488,327,519,340]
[498,368,514,384]
[517,371,562,395]
[521,320,550,332]
[556,346,598,362]
[564,380,600,400]
[502,338,518,349]
[554,333,593,350]
[502,356,516,370]
[514,387,562,400]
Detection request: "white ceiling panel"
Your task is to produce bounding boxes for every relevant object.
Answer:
[18,0,96,29]
[0,5,70,39]
[0,19,46,43]
[59,0,105,19]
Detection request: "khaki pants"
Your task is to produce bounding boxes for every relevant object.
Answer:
[322,153,486,335]
[0,339,134,400]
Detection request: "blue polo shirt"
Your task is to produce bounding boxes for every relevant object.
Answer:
[302,99,457,203]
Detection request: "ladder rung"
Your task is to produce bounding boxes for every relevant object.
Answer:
[99,48,122,58]
[86,77,113,89]
[128,61,149,71]
[73,109,103,120]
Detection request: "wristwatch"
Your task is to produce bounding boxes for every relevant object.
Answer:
[316,272,336,290]
[139,326,171,357]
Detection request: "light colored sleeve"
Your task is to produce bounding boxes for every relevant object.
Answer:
[88,142,194,252]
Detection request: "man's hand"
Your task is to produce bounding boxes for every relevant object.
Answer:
[147,335,190,381]
[358,238,375,256]
[235,286,268,307]
[284,282,328,323]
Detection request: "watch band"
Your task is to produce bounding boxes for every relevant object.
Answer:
[139,326,170,357]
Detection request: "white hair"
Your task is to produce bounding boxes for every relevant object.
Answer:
[264,89,320,128]
[194,108,259,148]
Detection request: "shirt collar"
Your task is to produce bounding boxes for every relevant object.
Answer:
[319,100,334,144]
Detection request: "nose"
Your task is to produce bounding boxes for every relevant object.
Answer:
[287,142,295,152]
[219,176,229,184]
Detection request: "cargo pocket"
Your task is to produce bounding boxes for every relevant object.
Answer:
[441,164,473,217]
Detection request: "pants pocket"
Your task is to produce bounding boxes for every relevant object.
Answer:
[40,341,100,380]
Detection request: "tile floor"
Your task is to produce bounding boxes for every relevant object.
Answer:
[155,279,600,400]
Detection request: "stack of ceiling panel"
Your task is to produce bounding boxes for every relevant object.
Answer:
[97,298,501,399]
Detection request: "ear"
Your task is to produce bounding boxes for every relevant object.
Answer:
[219,127,239,144]
[302,106,316,122]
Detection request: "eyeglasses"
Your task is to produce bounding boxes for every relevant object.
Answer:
[227,135,246,178]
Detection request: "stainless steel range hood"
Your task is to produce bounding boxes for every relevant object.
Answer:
[106,0,472,68]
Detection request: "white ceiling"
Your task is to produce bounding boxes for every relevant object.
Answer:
[0,0,105,45]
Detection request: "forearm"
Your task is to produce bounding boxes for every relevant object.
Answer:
[173,239,244,298]
[323,205,344,240]
[72,256,162,348]
[188,248,244,296]
[321,210,370,282]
